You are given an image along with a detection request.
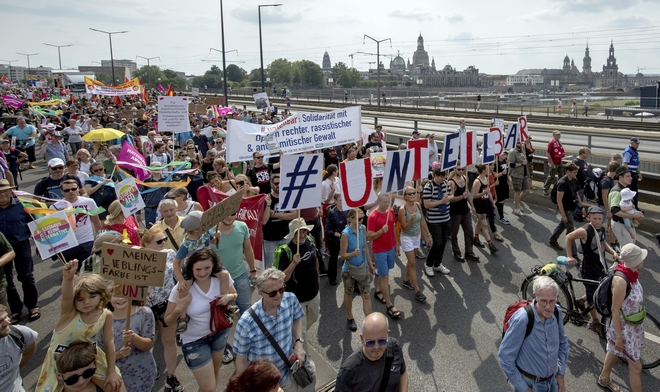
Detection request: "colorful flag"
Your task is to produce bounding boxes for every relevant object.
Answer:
[158,84,165,93]
[117,141,150,181]
[166,84,174,96]
[2,96,24,109]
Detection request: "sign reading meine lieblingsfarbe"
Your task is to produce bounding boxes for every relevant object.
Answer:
[225,106,361,162]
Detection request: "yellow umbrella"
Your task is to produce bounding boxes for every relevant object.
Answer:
[82,128,125,142]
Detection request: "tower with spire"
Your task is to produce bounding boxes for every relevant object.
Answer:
[582,42,592,75]
[322,50,331,69]
[602,40,618,78]
[411,33,430,70]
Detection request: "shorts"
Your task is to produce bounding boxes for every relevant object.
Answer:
[400,234,420,252]
[374,248,395,277]
[474,200,489,215]
[150,301,168,327]
[181,329,229,371]
[512,177,530,192]
[342,271,372,295]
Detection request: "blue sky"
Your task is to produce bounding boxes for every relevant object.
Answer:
[3,0,660,76]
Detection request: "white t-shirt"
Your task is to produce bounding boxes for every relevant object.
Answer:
[168,275,235,344]
[50,196,99,243]
[0,325,38,392]
[64,126,83,143]
[321,177,340,205]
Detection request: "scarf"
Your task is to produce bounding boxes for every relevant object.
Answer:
[616,263,639,284]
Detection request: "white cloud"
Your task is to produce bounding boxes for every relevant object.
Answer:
[388,10,437,21]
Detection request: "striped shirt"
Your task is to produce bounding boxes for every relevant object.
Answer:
[423,180,450,224]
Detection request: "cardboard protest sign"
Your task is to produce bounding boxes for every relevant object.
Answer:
[206,97,226,106]
[118,109,144,119]
[113,283,149,301]
[158,96,190,133]
[279,154,323,210]
[189,103,208,114]
[115,177,146,216]
[101,243,167,286]
[253,92,270,110]
[226,106,361,162]
[339,158,377,209]
[199,188,245,233]
[371,152,386,178]
[28,210,79,259]
[192,87,200,97]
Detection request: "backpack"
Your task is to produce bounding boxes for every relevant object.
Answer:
[502,299,559,339]
[8,326,26,353]
[593,270,631,317]
[273,234,317,269]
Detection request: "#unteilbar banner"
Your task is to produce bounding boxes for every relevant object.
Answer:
[85,76,142,96]
[226,106,361,162]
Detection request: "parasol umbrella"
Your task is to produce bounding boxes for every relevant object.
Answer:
[82,128,125,142]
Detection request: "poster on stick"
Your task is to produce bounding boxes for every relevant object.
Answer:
[339,158,377,209]
[28,210,79,259]
[371,152,386,178]
[199,188,245,233]
[100,243,167,286]
[158,96,190,133]
[253,92,270,110]
[279,154,323,210]
[226,106,361,162]
[206,97,226,106]
[115,177,146,216]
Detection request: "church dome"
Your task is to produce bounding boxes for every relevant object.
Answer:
[392,56,405,67]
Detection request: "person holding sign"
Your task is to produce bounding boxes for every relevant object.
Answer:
[165,249,237,392]
[398,186,432,303]
[36,261,123,392]
[471,165,499,254]
[102,201,141,247]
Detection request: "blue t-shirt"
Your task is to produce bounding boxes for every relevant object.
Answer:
[341,225,367,272]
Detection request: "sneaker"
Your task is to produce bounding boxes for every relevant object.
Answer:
[416,249,427,258]
[473,237,485,248]
[347,318,357,331]
[165,375,185,392]
[434,264,450,274]
[223,344,235,364]
[424,266,435,277]
[488,242,499,253]
[513,209,523,216]
[465,253,480,262]
[414,291,427,302]
[401,280,414,290]
[500,218,511,225]
[453,253,465,262]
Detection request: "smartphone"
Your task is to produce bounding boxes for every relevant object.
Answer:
[290,359,300,373]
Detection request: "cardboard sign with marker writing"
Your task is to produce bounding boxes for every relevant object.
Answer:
[205,97,226,106]
[118,109,145,119]
[199,188,244,233]
[113,283,149,301]
[189,103,208,114]
[101,243,167,287]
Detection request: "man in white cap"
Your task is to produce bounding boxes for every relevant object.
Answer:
[276,217,320,340]
[34,158,86,199]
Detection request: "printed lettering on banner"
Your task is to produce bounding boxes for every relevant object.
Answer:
[459,131,477,167]
[115,177,146,216]
[28,210,79,259]
[253,92,270,110]
[339,158,376,209]
[381,150,424,193]
[226,106,361,162]
[279,154,323,210]
[158,96,190,133]
[518,116,529,142]
[199,188,245,233]
[84,76,142,97]
[101,243,167,286]
[407,139,429,181]
[371,152,386,178]
[441,133,460,171]
[504,123,519,151]
[483,127,504,164]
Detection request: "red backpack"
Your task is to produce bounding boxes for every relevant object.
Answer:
[502,299,559,338]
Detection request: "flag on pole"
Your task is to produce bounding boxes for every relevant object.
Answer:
[158,84,165,93]
[166,84,174,96]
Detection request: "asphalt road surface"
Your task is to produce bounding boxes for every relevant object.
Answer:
[15,158,660,392]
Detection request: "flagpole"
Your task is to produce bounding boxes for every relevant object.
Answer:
[296,209,301,255]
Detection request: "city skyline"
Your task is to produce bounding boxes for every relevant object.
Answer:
[3,0,660,77]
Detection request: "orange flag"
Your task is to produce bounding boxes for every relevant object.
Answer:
[166,84,174,96]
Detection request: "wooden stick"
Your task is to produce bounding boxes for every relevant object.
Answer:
[296,210,301,255]
[124,301,131,347]
[28,212,68,265]
[354,208,359,249]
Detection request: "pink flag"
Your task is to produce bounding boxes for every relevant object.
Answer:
[158,84,165,93]
[2,96,24,109]
[117,141,150,181]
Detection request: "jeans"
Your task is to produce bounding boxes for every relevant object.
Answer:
[70,142,82,155]
[181,329,229,371]
[61,241,93,271]
[3,239,38,314]
[263,238,289,270]
[450,213,474,255]
[144,207,158,229]
[232,272,252,316]
[305,217,325,273]
[549,211,577,256]
[521,375,558,392]
[426,222,450,268]
[574,189,585,216]
[543,163,565,191]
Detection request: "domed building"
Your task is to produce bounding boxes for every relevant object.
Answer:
[390,51,407,77]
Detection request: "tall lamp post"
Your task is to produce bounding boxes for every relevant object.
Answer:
[89,28,128,85]
[136,56,160,86]
[16,53,38,75]
[363,35,391,111]
[258,3,282,92]
[0,59,18,83]
[43,43,72,69]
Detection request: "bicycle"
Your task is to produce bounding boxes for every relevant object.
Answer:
[520,257,660,369]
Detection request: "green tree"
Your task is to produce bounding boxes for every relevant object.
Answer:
[248,68,261,82]
[133,65,165,87]
[337,68,361,88]
[191,65,225,89]
[94,72,113,85]
[332,62,348,83]
[268,58,293,84]
[225,64,247,82]
[292,60,323,87]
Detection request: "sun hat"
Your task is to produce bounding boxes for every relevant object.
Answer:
[284,218,315,240]
[619,243,647,269]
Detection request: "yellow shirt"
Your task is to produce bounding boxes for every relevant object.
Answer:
[152,216,185,251]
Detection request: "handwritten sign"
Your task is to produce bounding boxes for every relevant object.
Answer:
[113,283,149,301]
[101,243,167,286]
[205,97,226,106]
[189,103,208,114]
[115,177,146,216]
[158,96,189,133]
[27,210,79,259]
[199,188,244,233]
[118,109,144,119]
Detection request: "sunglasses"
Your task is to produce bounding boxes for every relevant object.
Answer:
[364,338,388,348]
[187,147,195,150]
[51,166,65,170]
[155,238,168,245]
[93,168,104,173]
[456,169,465,171]
[261,285,286,298]
[62,188,78,193]
[254,156,264,159]
[63,366,96,386]
[273,182,280,186]
[404,192,416,196]
[236,181,245,186]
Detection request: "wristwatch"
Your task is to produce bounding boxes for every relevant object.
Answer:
[295,337,305,344]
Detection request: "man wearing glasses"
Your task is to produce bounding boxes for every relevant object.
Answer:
[34,158,86,199]
[50,180,101,270]
[191,128,212,158]
[336,312,408,392]
[233,268,310,392]
[247,151,271,195]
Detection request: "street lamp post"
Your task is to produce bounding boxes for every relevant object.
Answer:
[43,43,72,69]
[16,53,38,75]
[0,59,18,83]
[258,4,282,92]
[89,28,128,85]
[136,56,160,86]
[363,35,391,111]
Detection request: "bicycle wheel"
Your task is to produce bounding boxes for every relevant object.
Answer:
[639,312,660,369]
[521,274,572,325]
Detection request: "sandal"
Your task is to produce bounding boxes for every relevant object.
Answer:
[597,376,621,392]
[176,315,190,333]
[28,307,41,321]
[10,313,20,324]
[386,305,401,319]
[374,291,386,304]
[494,234,504,242]
[590,321,606,339]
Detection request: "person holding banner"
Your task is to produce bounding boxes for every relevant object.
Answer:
[422,168,452,277]
[471,165,499,254]
[508,143,530,216]
[262,174,297,269]
[102,201,141,246]
[448,167,480,263]
[84,162,117,221]
[325,193,349,286]
[398,186,432,303]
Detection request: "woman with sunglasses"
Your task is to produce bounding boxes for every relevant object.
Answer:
[398,186,432,303]
[165,248,237,392]
[201,150,217,175]
[84,163,117,221]
[141,228,186,392]
[183,142,203,161]
[234,174,260,197]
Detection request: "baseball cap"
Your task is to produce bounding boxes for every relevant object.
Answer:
[0,139,9,144]
[620,188,637,201]
[53,131,63,138]
[587,206,604,215]
[412,129,420,135]
[630,137,641,144]
[619,243,647,269]
[48,158,65,168]
[180,211,203,232]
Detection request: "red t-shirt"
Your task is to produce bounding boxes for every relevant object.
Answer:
[368,208,396,253]
[546,139,565,164]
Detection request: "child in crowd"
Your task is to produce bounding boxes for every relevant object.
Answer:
[55,342,111,392]
[619,188,640,239]
[36,260,122,392]
[98,296,156,391]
